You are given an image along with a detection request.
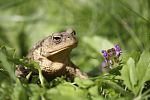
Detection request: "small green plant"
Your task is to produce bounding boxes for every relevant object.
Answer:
[120,51,150,99]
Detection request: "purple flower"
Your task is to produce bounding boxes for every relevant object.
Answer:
[100,44,122,72]
[114,44,122,57]
[101,50,108,58]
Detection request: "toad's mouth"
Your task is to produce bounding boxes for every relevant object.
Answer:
[48,42,78,55]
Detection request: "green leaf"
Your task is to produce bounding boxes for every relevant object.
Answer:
[136,51,150,84]
[75,77,94,88]
[82,36,114,52]
[122,51,141,64]
[88,85,99,96]
[12,80,28,100]
[136,51,150,95]
[0,46,15,58]
[0,81,13,100]
[127,58,137,88]
[109,65,122,75]
[28,84,45,100]
[88,85,104,100]
[144,63,150,82]
[46,82,88,100]
[120,57,138,95]
[0,46,16,80]
[120,51,150,96]
[102,80,133,97]
[120,64,131,90]
[120,57,139,95]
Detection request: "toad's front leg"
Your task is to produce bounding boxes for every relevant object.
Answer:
[65,63,88,79]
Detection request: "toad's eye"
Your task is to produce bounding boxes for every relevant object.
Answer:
[52,35,62,44]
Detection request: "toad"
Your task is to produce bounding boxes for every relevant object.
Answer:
[16,28,87,80]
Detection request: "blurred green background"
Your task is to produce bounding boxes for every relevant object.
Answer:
[0,0,150,73]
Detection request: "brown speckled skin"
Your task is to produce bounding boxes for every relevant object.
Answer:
[18,29,87,80]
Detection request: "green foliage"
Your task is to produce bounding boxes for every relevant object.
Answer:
[0,45,150,100]
[120,51,150,99]
[0,0,150,100]
[46,82,88,100]
[0,46,16,81]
